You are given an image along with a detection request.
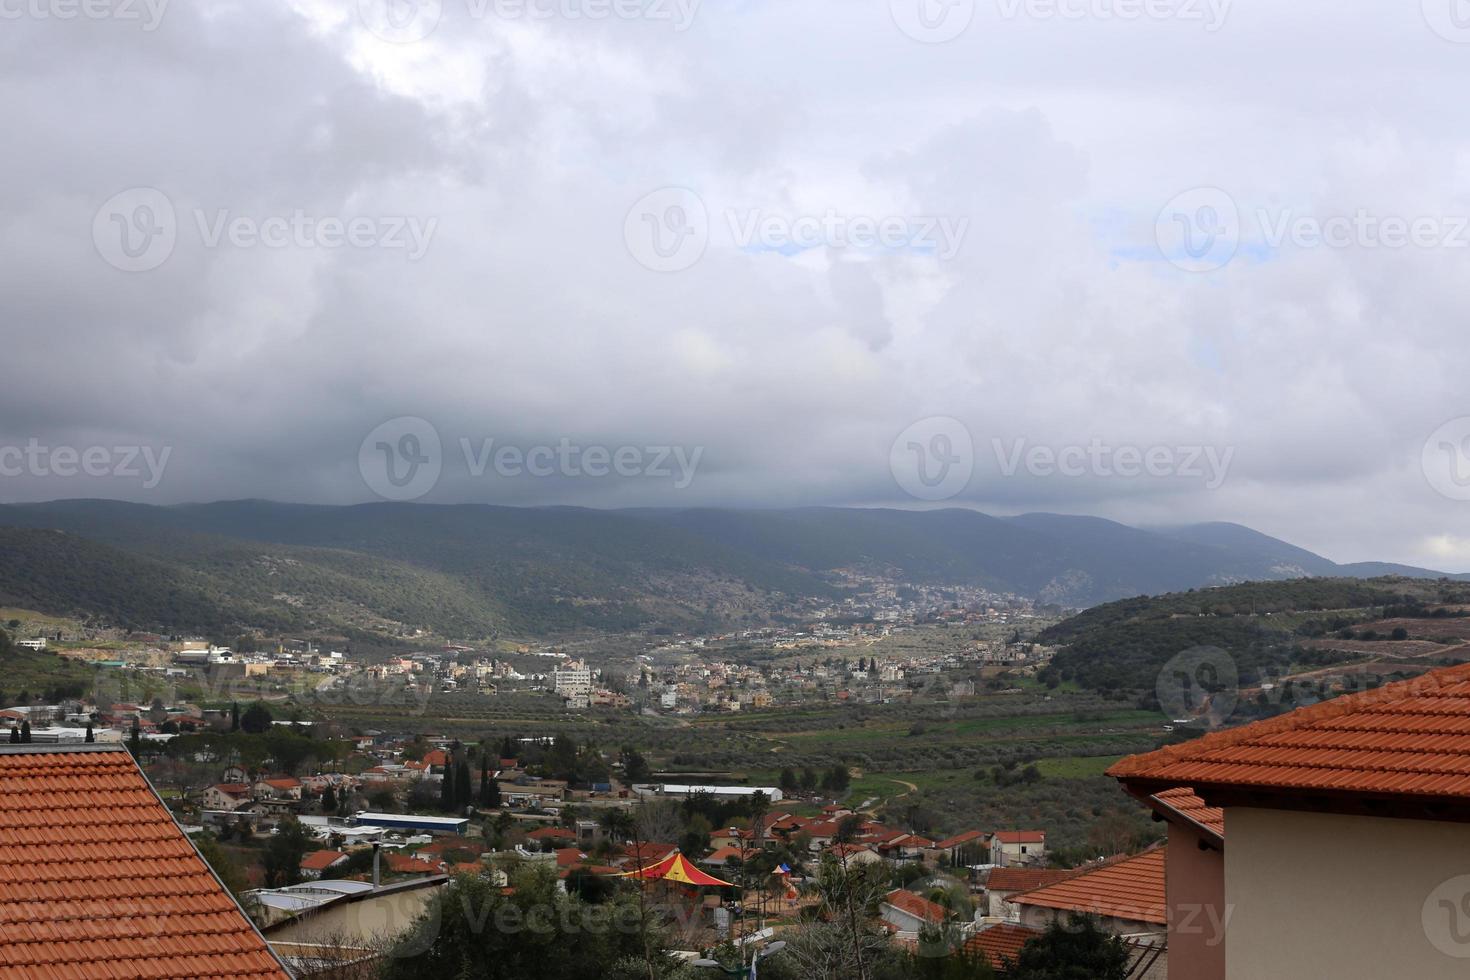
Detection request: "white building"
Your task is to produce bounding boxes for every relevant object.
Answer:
[552,662,592,699]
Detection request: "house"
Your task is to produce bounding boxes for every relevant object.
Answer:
[990,830,1046,867]
[1107,662,1470,980]
[880,887,966,939]
[254,776,303,800]
[0,742,290,978]
[828,842,883,866]
[300,850,348,879]
[203,782,255,811]
[932,829,988,865]
[984,867,1080,920]
[1010,847,1169,938]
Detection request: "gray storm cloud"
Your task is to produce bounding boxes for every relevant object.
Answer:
[1,0,1468,569]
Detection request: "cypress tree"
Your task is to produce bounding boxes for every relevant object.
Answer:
[7,726,18,744]
[230,702,240,732]
[19,720,31,744]
[84,723,95,743]
[455,758,472,808]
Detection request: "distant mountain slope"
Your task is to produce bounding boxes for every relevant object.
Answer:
[0,501,1462,638]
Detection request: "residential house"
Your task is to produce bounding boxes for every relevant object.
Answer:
[300,850,349,879]
[984,867,1080,920]
[1107,662,1470,980]
[254,776,304,801]
[0,743,290,978]
[932,829,988,866]
[203,782,255,812]
[880,888,968,940]
[990,830,1046,867]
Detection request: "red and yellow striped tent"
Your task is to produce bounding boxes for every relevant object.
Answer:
[614,849,736,888]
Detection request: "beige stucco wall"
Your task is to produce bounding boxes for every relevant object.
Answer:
[1227,808,1470,980]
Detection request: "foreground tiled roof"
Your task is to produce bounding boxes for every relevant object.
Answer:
[0,744,289,979]
[1012,848,1168,926]
[964,922,1041,969]
[1151,787,1225,840]
[1110,663,1470,799]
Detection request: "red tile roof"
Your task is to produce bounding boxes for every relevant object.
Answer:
[986,867,1080,894]
[933,829,986,850]
[528,826,577,841]
[964,922,1041,970]
[299,850,347,871]
[1109,663,1470,800]
[0,745,290,979]
[992,830,1045,844]
[384,853,440,874]
[1150,787,1225,840]
[1012,848,1168,925]
[882,888,953,926]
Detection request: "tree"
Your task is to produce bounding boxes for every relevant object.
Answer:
[193,833,247,895]
[7,726,17,744]
[779,767,799,795]
[620,745,652,784]
[84,722,95,743]
[1006,914,1130,980]
[479,757,501,809]
[239,702,272,734]
[261,818,313,889]
[19,720,31,744]
[439,761,456,812]
[455,757,473,809]
[800,767,820,792]
[321,784,338,813]
[230,702,241,732]
[379,865,670,980]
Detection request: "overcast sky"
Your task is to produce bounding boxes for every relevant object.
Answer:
[2,0,1469,568]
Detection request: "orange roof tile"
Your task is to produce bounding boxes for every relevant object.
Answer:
[1012,848,1168,925]
[1150,787,1225,840]
[963,922,1041,969]
[986,867,1080,894]
[0,744,290,979]
[1110,663,1470,801]
[299,850,347,871]
[933,829,986,850]
[882,888,952,926]
[992,830,1045,844]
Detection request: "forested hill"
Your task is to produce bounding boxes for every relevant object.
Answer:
[1038,577,1470,698]
[0,500,1464,640]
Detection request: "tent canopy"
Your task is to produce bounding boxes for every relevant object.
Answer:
[614,850,736,888]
